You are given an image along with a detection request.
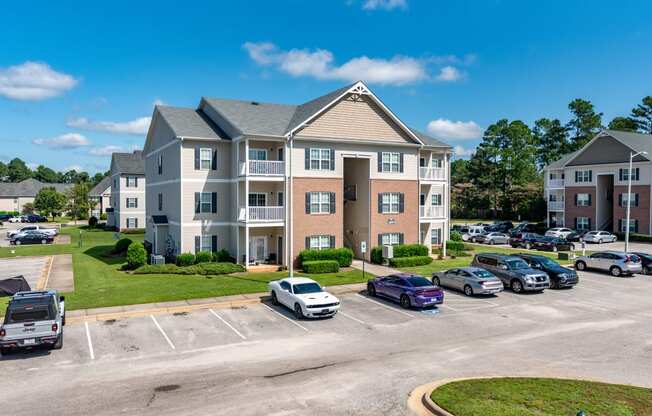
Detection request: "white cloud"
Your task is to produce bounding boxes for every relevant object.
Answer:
[427,119,483,140]
[0,61,78,101]
[362,0,407,10]
[436,66,463,82]
[88,145,125,156]
[243,42,428,86]
[64,165,83,172]
[32,133,91,149]
[153,98,165,107]
[453,145,476,158]
[67,116,151,135]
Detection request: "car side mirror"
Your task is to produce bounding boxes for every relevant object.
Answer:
[533,264,541,269]
[500,265,508,270]
[59,295,65,302]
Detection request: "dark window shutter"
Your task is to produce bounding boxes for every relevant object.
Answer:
[574,218,578,229]
[305,148,310,170]
[135,218,138,228]
[378,193,383,213]
[588,194,592,206]
[211,149,217,170]
[329,235,335,248]
[574,194,578,206]
[635,193,639,207]
[330,149,335,171]
[195,236,200,253]
[329,192,336,213]
[619,169,623,181]
[589,171,592,182]
[305,236,310,249]
[378,234,383,245]
[575,171,579,182]
[195,192,200,213]
[135,177,138,187]
[399,153,404,173]
[399,233,404,244]
[636,168,640,180]
[588,217,592,229]
[398,193,405,213]
[377,152,383,172]
[135,198,138,209]
[194,147,200,170]
[619,219,622,232]
[211,192,217,213]
[211,235,218,253]
[158,156,162,175]
[635,220,639,233]
[305,193,311,214]
[619,194,622,207]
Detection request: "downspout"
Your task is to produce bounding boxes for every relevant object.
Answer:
[288,134,294,278]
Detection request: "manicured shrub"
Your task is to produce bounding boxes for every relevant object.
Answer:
[126,242,147,269]
[176,252,196,266]
[370,246,383,264]
[113,238,133,254]
[121,228,145,235]
[614,232,652,242]
[196,262,244,275]
[213,249,232,263]
[302,260,340,274]
[445,240,465,252]
[388,256,433,267]
[450,231,463,242]
[298,247,353,267]
[195,251,213,264]
[100,213,107,220]
[393,244,429,258]
[133,262,244,275]
[134,264,181,274]
[88,216,98,227]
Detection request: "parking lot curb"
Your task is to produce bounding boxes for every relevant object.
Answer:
[36,256,54,290]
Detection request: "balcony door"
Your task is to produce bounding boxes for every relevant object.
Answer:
[249,193,267,207]
[249,236,267,263]
[249,149,267,161]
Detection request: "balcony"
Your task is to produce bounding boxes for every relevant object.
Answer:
[547,179,564,188]
[239,206,285,222]
[239,160,284,177]
[419,167,445,181]
[548,201,564,211]
[420,205,445,218]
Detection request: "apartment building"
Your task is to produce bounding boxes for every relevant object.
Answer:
[544,130,652,234]
[143,81,452,266]
[89,176,111,218]
[107,150,145,231]
[0,179,72,213]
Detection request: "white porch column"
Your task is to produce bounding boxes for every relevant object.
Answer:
[244,138,250,265]
[443,152,450,258]
[244,225,249,266]
[288,137,294,277]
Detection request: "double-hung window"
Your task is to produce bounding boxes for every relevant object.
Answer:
[199,192,213,213]
[381,233,401,246]
[126,218,138,228]
[576,217,589,230]
[576,193,590,207]
[249,149,267,161]
[126,176,137,187]
[431,157,443,168]
[431,229,443,245]
[620,193,638,207]
[309,148,331,170]
[200,148,212,170]
[619,219,638,233]
[575,170,592,183]
[126,197,138,208]
[199,235,212,252]
[381,152,400,172]
[309,192,330,214]
[620,167,640,181]
[309,235,332,250]
[381,193,400,213]
[431,194,442,206]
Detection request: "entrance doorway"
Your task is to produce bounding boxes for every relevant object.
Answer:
[249,236,267,263]
[597,174,614,231]
[343,157,370,260]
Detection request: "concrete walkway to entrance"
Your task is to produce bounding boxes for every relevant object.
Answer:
[350,259,400,276]
[46,254,74,292]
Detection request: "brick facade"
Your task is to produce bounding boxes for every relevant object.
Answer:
[612,185,651,234]
[565,186,596,229]
[370,179,419,246]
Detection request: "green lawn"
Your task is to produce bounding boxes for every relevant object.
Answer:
[430,378,652,416]
[0,227,372,311]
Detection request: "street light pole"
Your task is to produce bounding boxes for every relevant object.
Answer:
[625,151,647,253]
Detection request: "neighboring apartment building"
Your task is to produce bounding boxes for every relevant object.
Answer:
[0,178,72,213]
[143,81,452,266]
[89,176,111,218]
[544,130,652,234]
[107,151,145,231]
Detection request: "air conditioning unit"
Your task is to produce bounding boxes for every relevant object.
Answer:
[382,245,394,259]
[150,254,165,265]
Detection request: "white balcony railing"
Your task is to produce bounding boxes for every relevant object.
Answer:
[548,201,564,211]
[547,179,564,188]
[420,205,445,218]
[239,206,285,222]
[419,167,445,180]
[239,160,285,176]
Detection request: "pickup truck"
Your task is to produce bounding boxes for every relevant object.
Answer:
[0,290,65,354]
[6,225,58,239]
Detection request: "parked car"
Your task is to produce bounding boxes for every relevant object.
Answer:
[0,290,65,354]
[514,254,579,289]
[565,230,588,242]
[545,227,574,239]
[532,236,574,252]
[582,231,617,244]
[6,225,58,239]
[631,252,652,274]
[367,273,444,309]
[575,251,642,276]
[11,230,54,245]
[509,222,547,237]
[508,232,543,250]
[474,232,510,245]
[484,221,514,233]
[8,216,24,223]
[268,277,340,319]
[463,226,487,242]
[26,214,47,223]
[471,253,550,293]
[431,267,504,296]
[0,214,13,222]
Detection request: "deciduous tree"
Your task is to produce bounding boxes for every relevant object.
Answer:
[34,187,67,219]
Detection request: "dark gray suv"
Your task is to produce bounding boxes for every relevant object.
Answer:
[471,253,550,293]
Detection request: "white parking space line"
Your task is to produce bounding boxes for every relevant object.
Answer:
[262,304,309,332]
[209,309,246,340]
[150,315,176,350]
[354,294,417,318]
[439,304,460,312]
[338,311,366,325]
[84,322,95,360]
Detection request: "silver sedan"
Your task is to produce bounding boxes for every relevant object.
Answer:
[432,267,504,296]
[473,232,510,245]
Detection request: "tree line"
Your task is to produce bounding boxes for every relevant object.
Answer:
[0,157,108,186]
[451,95,652,221]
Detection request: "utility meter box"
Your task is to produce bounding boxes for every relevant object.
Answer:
[151,254,165,265]
[382,245,394,259]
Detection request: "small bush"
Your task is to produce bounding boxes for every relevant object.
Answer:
[370,246,383,264]
[126,242,147,269]
[213,249,232,263]
[88,216,98,227]
[393,244,429,258]
[196,262,244,275]
[450,231,463,242]
[298,247,353,267]
[176,252,196,266]
[388,256,433,267]
[195,251,213,264]
[134,264,181,274]
[113,238,133,254]
[614,232,651,242]
[302,260,340,274]
[445,240,465,252]
[100,213,107,220]
[121,228,145,235]
[134,262,244,275]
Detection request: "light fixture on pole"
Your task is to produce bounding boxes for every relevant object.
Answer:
[625,150,647,253]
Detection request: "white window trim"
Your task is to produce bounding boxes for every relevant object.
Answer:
[126,197,138,208]
[577,193,590,207]
[126,217,138,228]
[199,192,213,213]
[309,235,331,250]
[309,148,331,170]
[381,233,401,246]
[381,193,400,214]
[199,148,212,170]
[126,176,137,187]
[431,228,443,245]
[431,194,442,206]
[248,192,267,207]
[576,170,591,183]
[248,148,268,161]
[199,235,212,252]
[309,192,330,214]
[577,217,589,230]
[381,152,400,173]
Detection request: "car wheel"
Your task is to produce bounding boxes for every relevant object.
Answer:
[549,279,558,289]
[525,243,531,250]
[52,334,63,350]
[15,240,21,245]
[432,276,440,287]
[0,347,11,356]
[511,279,524,293]
[271,291,279,306]
[62,314,66,326]
[610,266,622,277]
[463,285,474,297]
[576,261,586,271]
[598,238,603,244]
[41,239,47,244]
[367,282,376,297]
[489,240,494,245]
[552,246,558,252]
[570,244,575,251]
[293,303,304,320]
[400,294,411,309]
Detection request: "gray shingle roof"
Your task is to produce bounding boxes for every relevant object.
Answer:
[89,176,111,196]
[285,83,355,133]
[201,98,297,137]
[112,151,144,175]
[409,129,453,149]
[157,106,228,140]
[0,178,73,197]
[545,150,581,170]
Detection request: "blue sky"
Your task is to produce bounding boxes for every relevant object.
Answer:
[1,0,651,173]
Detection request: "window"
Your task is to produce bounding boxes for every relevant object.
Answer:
[620,193,638,207]
[431,157,443,168]
[157,154,163,175]
[431,228,442,245]
[198,192,213,213]
[619,167,640,181]
[308,148,332,170]
[309,192,331,214]
[199,235,212,252]
[380,193,401,213]
[431,194,442,206]
[575,170,592,183]
[381,152,400,172]
[248,193,266,207]
[249,149,267,161]
[158,193,163,211]
[126,176,137,187]
[200,148,212,170]
[619,219,639,233]
[126,198,138,208]
[126,218,138,228]
[278,191,284,206]
[308,235,332,250]
[381,233,401,246]
[576,193,590,207]
[576,217,589,230]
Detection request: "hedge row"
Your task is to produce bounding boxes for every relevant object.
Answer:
[298,247,353,267]
[134,262,244,275]
[0,211,19,216]
[388,256,433,267]
[614,233,652,242]
[176,249,234,266]
[302,260,340,274]
[445,240,465,251]
[370,243,430,264]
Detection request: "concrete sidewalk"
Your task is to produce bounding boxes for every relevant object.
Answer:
[350,259,400,276]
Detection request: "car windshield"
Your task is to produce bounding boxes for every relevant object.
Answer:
[292,283,323,294]
[506,259,530,270]
[539,258,560,268]
[472,269,494,278]
[406,276,432,287]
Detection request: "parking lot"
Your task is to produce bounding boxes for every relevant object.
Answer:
[2,269,652,415]
[0,256,48,289]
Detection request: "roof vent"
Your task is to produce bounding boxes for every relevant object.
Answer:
[251,101,260,106]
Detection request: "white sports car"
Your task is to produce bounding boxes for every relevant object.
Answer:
[268,277,340,319]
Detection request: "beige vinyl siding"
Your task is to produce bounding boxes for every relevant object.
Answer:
[297,94,414,144]
[564,162,652,187]
[181,182,232,223]
[182,140,232,180]
[143,111,175,154]
[179,224,234,255]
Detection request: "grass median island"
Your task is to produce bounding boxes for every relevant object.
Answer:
[430,377,652,416]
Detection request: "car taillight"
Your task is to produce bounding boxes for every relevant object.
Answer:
[52,323,58,332]
[477,280,486,285]
[0,328,5,337]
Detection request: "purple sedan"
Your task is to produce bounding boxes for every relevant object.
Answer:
[367,273,444,309]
